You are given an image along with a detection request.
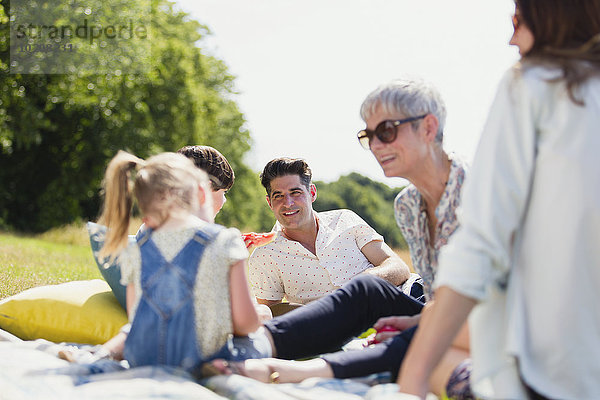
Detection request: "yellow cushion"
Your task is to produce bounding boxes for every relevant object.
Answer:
[0,280,128,345]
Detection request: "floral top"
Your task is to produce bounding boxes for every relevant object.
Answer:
[394,154,467,301]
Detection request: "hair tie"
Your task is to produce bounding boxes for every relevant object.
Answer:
[124,158,146,186]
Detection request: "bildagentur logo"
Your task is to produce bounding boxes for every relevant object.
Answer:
[14,19,148,45]
[9,0,151,74]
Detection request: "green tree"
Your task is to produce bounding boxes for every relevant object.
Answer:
[0,0,268,232]
[217,163,275,232]
[314,173,407,249]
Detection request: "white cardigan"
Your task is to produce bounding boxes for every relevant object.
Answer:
[435,64,600,399]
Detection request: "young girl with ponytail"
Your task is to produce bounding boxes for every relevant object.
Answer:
[98,151,270,376]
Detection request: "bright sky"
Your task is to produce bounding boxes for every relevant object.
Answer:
[174,0,520,186]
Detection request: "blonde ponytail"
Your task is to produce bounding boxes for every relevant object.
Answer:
[97,150,212,260]
[98,151,145,259]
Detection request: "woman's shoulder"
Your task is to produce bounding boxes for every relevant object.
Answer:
[502,62,564,95]
[489,63,569,119]
[448,153,469,183]
[394,184,422,226]
[507,60,561,78]
[395,184,419,206]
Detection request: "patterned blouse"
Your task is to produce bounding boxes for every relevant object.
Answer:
[394,154,468,301]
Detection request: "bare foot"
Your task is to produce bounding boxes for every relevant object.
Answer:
[262,358,333,383]
[206,358,333,384]
[57,346,111,364]
[58,349,76,362]
[203,358,275,382]
[102,332,126,360]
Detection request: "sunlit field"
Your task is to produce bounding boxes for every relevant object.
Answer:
[0,220,141,299]
[0,220,412,300]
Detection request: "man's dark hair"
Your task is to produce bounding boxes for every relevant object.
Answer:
[177,145,234,191]
[260,157,312,196]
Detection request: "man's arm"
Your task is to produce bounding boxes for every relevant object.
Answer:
[256,298,282,307]
[360,240,411,286]
[248,248,285,307]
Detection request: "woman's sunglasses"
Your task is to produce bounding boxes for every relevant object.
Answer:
[357,114,427,150]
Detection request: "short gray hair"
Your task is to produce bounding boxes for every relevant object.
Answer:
[360,78,447,143]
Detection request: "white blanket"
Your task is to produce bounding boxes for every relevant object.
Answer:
[0,330,427,400]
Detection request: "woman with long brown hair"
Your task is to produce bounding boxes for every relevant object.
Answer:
[398,1,600,398]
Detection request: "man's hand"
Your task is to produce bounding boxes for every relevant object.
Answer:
[255,303,273,322]
[242,232,276,249]
[256,297,282,307]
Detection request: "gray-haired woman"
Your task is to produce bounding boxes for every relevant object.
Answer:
[208,77,473,399]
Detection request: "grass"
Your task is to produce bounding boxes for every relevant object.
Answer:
[0,231,100,300]
[0,219,412,300]
[0,219,144,300]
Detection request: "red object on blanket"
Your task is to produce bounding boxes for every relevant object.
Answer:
[377,325,399,333]
[371,325,400,345]
[241,232,276,248]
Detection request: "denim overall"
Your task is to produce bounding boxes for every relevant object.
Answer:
[124,224,271,375]
[124,224,222,371]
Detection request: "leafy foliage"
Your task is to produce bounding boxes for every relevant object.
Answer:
[314,173,407,249]
[217,163,274,232]
[0,0,271,232]
[0,0,398,241]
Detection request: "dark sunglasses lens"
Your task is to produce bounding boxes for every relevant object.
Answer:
[376,121,397,143]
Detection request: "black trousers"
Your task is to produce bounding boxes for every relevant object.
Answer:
[263,275,424,379]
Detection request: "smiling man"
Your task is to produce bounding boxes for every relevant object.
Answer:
[248,157,411,307]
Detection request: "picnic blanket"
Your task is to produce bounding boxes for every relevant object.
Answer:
[0,329,437,400]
